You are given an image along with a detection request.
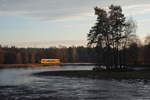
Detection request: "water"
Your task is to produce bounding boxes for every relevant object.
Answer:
[0,66,150,100]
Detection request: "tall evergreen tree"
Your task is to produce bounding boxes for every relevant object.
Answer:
[87,5,136,69]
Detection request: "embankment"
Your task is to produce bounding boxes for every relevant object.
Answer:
[34,70,150,80]
[0,63,95,69]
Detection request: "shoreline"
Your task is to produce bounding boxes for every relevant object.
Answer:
[0,64,59,69]
[1,63,150,69]
[34,70,150,80]
[0,63,95,69]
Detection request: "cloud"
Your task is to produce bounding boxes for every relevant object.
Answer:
[123,4,150,16]
[138,19,150,23]
[1,39,87,48]
[0,0,97,21]
[0,0,150,21]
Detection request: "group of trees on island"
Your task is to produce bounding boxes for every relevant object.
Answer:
[87,4,140,69]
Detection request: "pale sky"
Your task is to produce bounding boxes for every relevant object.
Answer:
[0,0,150,47]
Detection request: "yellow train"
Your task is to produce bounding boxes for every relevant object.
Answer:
[41,59,60,64]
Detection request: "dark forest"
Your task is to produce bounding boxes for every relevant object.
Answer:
[0,36,150,65]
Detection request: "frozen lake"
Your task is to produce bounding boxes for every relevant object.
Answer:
[0,66,150,100]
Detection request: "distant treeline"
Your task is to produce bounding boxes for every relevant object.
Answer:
[0,37,150,65]
[0,46,96,64]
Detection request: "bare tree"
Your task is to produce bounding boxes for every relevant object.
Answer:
[16,52,22,64]
[145,35,150,45]
[0,49,4,64]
